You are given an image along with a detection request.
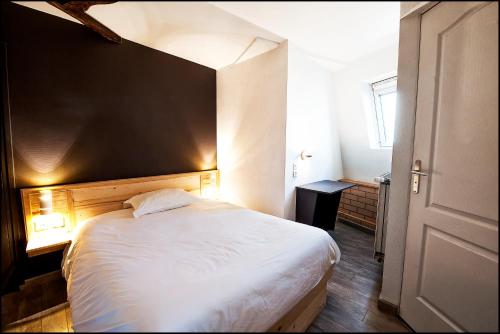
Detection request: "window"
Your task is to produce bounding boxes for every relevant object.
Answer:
[371,77,397,148]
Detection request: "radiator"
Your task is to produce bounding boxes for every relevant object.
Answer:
[374,172,391,262]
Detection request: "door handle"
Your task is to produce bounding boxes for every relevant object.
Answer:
[411,160,428,194]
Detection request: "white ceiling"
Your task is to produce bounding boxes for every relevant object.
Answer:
[211,1,400,71]
[16,1,399,71]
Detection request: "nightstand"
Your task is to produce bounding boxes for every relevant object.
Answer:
[21,188,74,257]
[26,231,71,257]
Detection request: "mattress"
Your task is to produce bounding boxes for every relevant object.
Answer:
[62,199,340,332]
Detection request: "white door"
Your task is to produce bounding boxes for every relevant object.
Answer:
[400,1,498,332]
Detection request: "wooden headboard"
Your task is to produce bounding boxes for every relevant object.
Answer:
[21,170,219,244]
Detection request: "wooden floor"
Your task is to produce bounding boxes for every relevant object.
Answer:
[308,221,411,332]
[2,304,72,333]
[2,221,411,332]
[1,274,71,332]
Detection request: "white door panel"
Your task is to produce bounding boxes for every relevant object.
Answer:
[419,227,498,330]
[428,0,498,222]
[400,1,498,332]
[423,207,498,253]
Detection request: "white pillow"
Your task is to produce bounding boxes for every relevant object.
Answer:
[124,188,199,218]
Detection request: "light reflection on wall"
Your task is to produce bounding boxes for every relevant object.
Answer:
[182,107,217,172]
[12,105,86,186]
[14,130,82,186]
[29,173,66,187]
[194,140,217,171]
[15,133,75,174]
[200,152,217,171]
[216,104,250,207]
[216,100,285,210]
[217,117,243,206]
[14,149,69,186]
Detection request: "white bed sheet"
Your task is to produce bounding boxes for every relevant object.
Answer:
[63,199,340,332]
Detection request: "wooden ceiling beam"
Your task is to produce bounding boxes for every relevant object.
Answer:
[47,1,122,44]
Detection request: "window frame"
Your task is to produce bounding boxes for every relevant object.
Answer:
[371,76,397,148]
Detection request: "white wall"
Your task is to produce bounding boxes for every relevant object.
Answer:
[217,43,288,217]
[284,44,344,220]
[332,44,399,183]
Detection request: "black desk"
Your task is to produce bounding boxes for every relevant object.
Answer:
[295,180,354,231]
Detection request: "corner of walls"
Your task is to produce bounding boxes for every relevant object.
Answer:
[217,42,288,218]
[217,41,345,221]
[284,43,344,220]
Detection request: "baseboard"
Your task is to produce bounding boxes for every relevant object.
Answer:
[337,217,375,235]
[377,297,399,315]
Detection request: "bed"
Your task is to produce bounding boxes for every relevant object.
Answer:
[20,171,340,332]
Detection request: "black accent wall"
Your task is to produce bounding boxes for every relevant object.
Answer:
[1,2,216,291]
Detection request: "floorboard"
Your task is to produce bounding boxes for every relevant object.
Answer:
[308,221,411,332]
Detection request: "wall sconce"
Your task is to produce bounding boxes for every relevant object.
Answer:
[39,189,53,215]
[300,150,313,160]
[32,189,67,232]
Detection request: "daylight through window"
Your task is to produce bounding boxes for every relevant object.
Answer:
[372,76,397,148]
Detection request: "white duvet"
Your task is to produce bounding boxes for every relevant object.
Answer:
[63,199,340,332]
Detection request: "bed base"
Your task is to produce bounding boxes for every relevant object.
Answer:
[268,265,333,332]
